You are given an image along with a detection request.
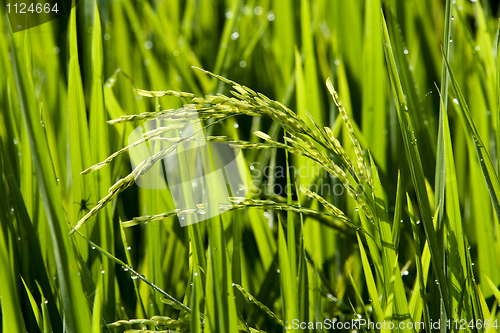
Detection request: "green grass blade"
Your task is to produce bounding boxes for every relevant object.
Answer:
[437,85,471,320]
[190,267,203,333]
[0,156,26,332]
[361,0,386,171]
[356,232,383,322]
[435,0,453,222]
[407,193,435,330]
[68,4,92,228]
[382,11,450,318]
[92,276,103,333]
[20,276,42,331]
[90,0,115,319]
[443,52,500,227]
[278,215,298,330]
[10,26,92,333]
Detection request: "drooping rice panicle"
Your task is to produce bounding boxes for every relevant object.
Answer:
[300,186,364,231]
[326,78,369,183]
[80,122,187,174]
[121,199,351,233]
[107,316,189,329]
[108,104,261,125]
[136,88,196,98]
[232,283,284,326]
[79,68,377,235]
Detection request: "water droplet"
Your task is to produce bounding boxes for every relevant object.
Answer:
[451,16,455,20]
[13,139,18,145]
[131,275,138,280]
[416,220,421,225]
[241,5,251,15]
[250,165,255,171]
[144,59,151,66]
[44,300,48,304]
[263,212,270,219]
[231,32,239,40]
[234,123,239,128]
[40,121,45,127]
[403,49,409,55]
[91,246,96,250]
[126,246,132,251]
[475,45,480,51]
[106,83,111,88]
[144,40,153,49]
[53,47,60,54]
[471,263,475,266]
[355,207,359,211]
[267,12,275,21]
[192,181,198,187]
[109,78,115,83]
[254,6,263,15]
[101,269,105,274]
[225,10,233,19]
[400,219,404,223]
[276,269,280,273]
[449,38,453,43]
[403,270,409,276]
[334,59,340,66]
[239,60,247,68]
[453,98,459,105]
[194,272,199,277]
[179,214,185,220]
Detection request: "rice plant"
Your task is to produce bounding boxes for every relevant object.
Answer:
[2,0,500,332]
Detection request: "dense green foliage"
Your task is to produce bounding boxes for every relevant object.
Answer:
[2,0,500,332]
